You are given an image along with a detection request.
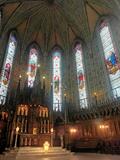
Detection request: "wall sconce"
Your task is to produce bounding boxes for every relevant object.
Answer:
[99,125,109,129]
[69,128,77,134]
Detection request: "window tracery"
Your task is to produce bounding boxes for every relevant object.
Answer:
[99,20,120,97]
[52,51,62,111]
[27,48,38,88]
[75,43,87,108]
[0,32,17,104]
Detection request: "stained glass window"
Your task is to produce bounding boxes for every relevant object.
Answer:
[53,51,62,111]
[0,33,17,104]
[75,44,87,108]
[100,21,120,97]
[27,48,38,88]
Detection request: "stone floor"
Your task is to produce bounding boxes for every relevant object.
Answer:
[0,147,120,160]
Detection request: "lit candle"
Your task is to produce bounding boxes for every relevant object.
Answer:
[43,76,46,89]
[19,75,22,79]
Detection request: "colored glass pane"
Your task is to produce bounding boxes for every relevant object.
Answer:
[28,48,38,87]
[75,44,87,108]
[53,52,62,111]
[100,22,120,97]
[0,33,17,104]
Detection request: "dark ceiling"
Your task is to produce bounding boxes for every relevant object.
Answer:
[0,0,119,51]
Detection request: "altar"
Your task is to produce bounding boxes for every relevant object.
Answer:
[10,104,52,147]
[20,134,51,147]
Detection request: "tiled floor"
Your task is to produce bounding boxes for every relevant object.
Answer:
[0,147,120,160]
[75,153,120,160]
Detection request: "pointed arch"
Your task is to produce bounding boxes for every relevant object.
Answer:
[0,30,18,104]
[52,46,62,111]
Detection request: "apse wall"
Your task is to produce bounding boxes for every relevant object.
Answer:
[0,13,120,110]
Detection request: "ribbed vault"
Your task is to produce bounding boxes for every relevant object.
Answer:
[0,0,119,51]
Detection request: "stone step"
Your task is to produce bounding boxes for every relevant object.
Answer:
[8,151,71,156]
[17,147,63,151]
[5,153,72,158]
[10,147,69,154]
[1,147,74,160]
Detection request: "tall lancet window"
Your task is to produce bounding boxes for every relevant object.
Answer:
[53,51,62,111]
[27,48,38,88]
[0,32,17,104]
[75,43,87,108]
[100,20,120,97]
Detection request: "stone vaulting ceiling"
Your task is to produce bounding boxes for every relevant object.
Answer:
[0,0,119,51]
